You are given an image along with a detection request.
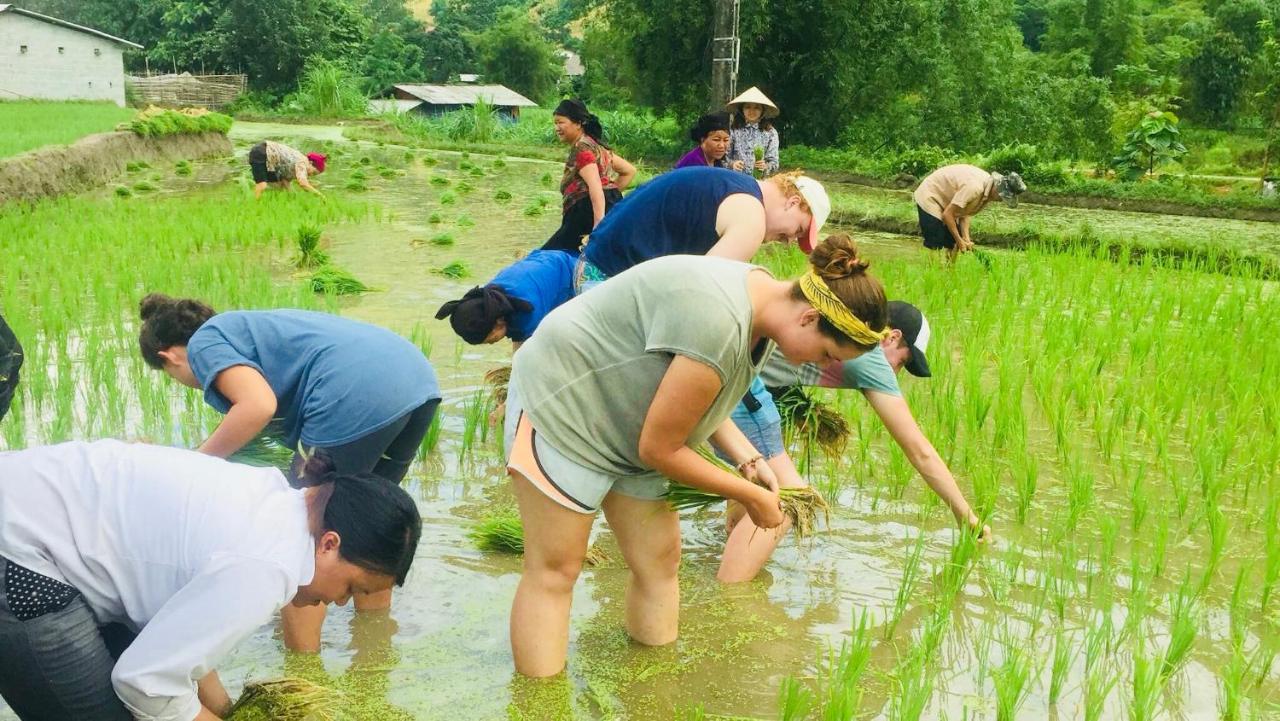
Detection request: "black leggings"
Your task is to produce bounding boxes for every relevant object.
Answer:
[288,398,441,485]
[541,189,623,253]
[0,314,23,422]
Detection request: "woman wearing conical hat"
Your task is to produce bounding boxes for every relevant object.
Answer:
[726,86,780,177]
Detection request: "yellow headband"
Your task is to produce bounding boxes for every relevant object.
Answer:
[799,270,888,346]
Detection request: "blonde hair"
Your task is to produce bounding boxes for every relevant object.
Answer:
[768,171,811,213]
[789,234,887,349]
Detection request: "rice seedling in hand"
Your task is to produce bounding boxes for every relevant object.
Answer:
[293,224,329,268]
[433,260,469,279]
[230,437,294,471]
[225,677,348,721]
[484,365,511,405]
[773,386,851,456]
[309,266,369,295]
[665,446,830,539]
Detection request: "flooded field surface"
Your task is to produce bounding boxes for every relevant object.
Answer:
[2,126,1278,720]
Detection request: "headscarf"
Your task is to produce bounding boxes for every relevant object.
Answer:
[798,271,889,346]
[435,285,533,344]
[306,153,327,173]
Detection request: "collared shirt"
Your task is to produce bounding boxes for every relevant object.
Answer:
[0,440,315,721]
[727,124,779,176]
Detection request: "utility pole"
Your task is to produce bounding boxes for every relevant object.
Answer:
[709,0,740,111]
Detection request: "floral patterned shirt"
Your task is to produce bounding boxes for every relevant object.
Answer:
[263,141,309,179]
[560,136,616,212]
[727,124,779,176]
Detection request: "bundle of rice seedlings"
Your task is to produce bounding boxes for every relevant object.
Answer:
[972,248,997,271]
[294,224,329,269]
[433,260,469,279]
[470,514,608,566]
[484,365,511,405]
[226,678,348,721]
[666,446,831,539]
[231,437,294,471]
[772,386,850,456]
[310,266,369,295]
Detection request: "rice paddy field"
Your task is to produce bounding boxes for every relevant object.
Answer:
[1,120,1278,720]
[0,101,137,157]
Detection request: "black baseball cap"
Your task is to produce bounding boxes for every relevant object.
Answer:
[888,301,931,377]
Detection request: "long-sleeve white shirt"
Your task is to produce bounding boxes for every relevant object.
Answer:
[0,440,315,721]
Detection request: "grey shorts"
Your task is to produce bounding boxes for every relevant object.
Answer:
[504,384,667,514]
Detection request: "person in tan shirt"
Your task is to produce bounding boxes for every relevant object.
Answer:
[913,164,1024,257]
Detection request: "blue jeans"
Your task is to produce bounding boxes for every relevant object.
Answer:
[0,558,132,721]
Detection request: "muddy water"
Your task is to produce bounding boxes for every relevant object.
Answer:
[1,127,1273,720]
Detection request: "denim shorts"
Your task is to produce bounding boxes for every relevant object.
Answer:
[725,380,786,461]
[504,384,667,513]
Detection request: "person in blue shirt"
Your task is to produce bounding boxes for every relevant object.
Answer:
[137,293,441,652]
[435,249,576,348]
[717,301,992,582]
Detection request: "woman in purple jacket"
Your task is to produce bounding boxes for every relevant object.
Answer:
[674,112,732,170]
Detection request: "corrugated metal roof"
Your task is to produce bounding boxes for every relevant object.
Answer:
[394,84,537,108]
[0,5,143,48]
[368,99,423,115]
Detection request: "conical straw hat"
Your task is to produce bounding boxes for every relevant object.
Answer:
[726,86,779,118]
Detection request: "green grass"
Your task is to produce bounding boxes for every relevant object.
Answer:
[0,101,136,157]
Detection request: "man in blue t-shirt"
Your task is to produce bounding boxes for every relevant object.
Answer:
[718,301,992,583]
[576,166,830,292]
[436,249,578,347]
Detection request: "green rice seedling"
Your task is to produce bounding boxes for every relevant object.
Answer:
[293,224,328,268]
[230,437,294,471]
[1013,453,1038,524]
[458,159,474,170]
[536,195,552,208]
[349,169,366,180]
[420,407,442,455]
[455,214,475,228]
[888,659,933,721]
[433,260,469,279]
[422,155,437,165]
[1130,652,1163,721]
[470,514,608,566]
[343,179,368,192]
[132,180,157,192]
[523,202,544,216]
[456,181,475,194]
[460,151,470,160]
[495,189,513,201]
[492,157,507,168]
[469,166,485,177]
[1219,640,1249,721]
[429,233,455,247]
[777,677,815,721]
[938,528,980,599]
[430,175,450,187]
[992,639,1035,721]
[113,185,132,197]
[428,211,443,224]
[309,266,369,295]
[818,610,872,719]
[225,677,347,721]
[174,159,192,176]
[378,167,398,179]
[358,156,371,165]
[1083,662,1117,721]
[1161,584,1198,680]
[403,151,415,162]
[1263,497,1280,610]
[1048,627,1075,705]
[884,532,927,639]
[667,446,830,539]
[461,389,486,452]
[440,192,457,205]
[540,172,554,186]
[125,160,148,172]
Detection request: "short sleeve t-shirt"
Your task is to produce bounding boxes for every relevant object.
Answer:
[583,167,763,277]
[511,256,773,476]
[186,310,440,448]
[913,164,994,220]
[490,250,577,342]
[759,346,901,396]
[560,136,616,211]
[263,141,309,179]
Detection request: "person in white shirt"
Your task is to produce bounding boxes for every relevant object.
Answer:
[0,440,421,721]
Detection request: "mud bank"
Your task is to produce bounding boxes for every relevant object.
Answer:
[0,131,232,205]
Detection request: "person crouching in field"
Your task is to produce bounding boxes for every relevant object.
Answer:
[248,140,326,199]
[503,234,887,677]
[914,164,1024,258]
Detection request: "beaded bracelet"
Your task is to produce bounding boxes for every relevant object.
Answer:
[736,455,764,476]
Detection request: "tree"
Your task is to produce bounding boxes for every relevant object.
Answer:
[419,25,477,81]
[1112,110,1188,178]
[360,28,426,94]
[470,8,562,103]
[1187,31,1251,123]
[432,0,530,33]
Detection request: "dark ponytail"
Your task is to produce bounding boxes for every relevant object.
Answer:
[138,293,216,368]
[298,451,421,586]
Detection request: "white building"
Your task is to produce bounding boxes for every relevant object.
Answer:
[0,4,141,106]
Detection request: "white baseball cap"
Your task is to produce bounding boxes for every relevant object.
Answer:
[794,175,830,253]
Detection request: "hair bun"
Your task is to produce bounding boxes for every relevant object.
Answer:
[139,292,176,321]
[809,233,870,280]
[295,450,337,488]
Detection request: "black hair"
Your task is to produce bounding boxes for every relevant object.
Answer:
[689,112,732,144]
[553,98,609,149]
[435,285,533,345]
[731,108,775,132]
[297,452,422,586]
[138,293,217,369]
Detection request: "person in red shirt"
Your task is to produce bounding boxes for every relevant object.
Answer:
[540,99,637,253]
